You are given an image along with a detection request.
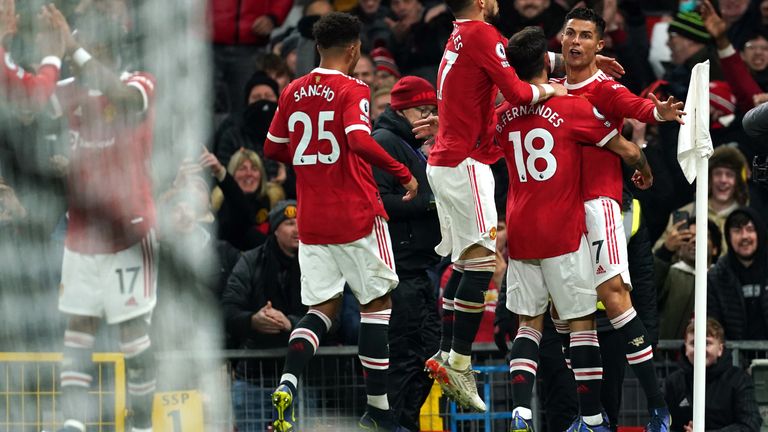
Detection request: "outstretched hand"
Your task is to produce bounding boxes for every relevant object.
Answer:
[649,93,686,125]
[198,147,226,181]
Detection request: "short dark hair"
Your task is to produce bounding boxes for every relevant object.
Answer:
[255,53,291,79]
[312,12,362,50]
[506,27,547,81]
[565,7,606,39]
[688,217,723,258]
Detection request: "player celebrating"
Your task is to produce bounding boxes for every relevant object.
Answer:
[264,12,417,432]
[498,26,653,432]
[52,9,158,432]
[551,8,684,430]
[422,0,567,412]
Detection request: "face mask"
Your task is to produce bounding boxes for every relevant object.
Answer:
[242,100,278,139]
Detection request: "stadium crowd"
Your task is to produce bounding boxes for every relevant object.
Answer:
[1,0,768,431]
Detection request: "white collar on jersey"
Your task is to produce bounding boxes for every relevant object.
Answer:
[312,67,349,77]
[565,69,605,90]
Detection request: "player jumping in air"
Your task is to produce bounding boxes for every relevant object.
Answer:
[264,12,418,432]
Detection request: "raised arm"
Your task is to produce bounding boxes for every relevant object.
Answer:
[51,5,145,113]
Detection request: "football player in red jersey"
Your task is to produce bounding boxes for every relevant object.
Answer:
[0,0,66,109]
[264,12,417,432]
[550,8,684,430]
[498,26,652,432]
[421,0,568,412]
[50,8,158,432]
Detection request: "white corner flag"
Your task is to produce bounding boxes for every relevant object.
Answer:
[677,60,712,432]
[678,60,713,182]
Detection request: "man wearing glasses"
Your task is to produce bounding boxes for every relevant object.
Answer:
[370,76,442,431]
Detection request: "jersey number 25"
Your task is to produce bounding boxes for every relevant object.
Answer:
[289,111,341,166]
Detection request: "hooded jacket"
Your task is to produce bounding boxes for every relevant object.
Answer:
[371,106,441,273]
[707,207,768,340]
[664,349,762,432]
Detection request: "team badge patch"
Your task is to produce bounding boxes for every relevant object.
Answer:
[495,42,506,59]
[489,226,497,240]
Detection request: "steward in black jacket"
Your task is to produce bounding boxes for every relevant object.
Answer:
[707,207,768,341]
[371,83,441,431]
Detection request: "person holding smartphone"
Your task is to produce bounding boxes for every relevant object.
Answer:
[653,146,749,256]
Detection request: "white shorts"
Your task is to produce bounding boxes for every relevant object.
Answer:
[299,217,399,306]
[426,158,497,262]
[505,235,596,321]
[584,198,632,288]
[59,230,158,325]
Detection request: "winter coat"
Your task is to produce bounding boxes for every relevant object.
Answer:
[707,207,768,340]
[664,350,762,432]
[210,0,293,46]
[221,235,305,351]
[371,106,441,273]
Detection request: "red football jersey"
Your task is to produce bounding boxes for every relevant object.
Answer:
[265,68,411,245]
[428,19,538,167]
[55,72,157,254]
[1,47,60,107]
[496,95,618,259]
[552,70,656,203]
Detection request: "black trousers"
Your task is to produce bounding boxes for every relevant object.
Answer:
[538,327,626,432]
[388,271,441,431]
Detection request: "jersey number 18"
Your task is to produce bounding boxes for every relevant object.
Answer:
[508,128,557,182]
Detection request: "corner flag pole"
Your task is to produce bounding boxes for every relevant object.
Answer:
[676,60,712,432]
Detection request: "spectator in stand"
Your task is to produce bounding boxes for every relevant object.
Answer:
[210,0,293,113]
[741,32,768,91]
[716,0,762,50]
[370,76,441,431]
[221,200,305,432]
[386,0,452,81]
[495,0,567,49]
[353,53,376,88]
[663,10,723,101]
[708,207,768,341]
[281,0,334,77]
[352,0,394,52]
[153,167,239,388]
[254,52,293,93]
[700,0,763,113]
[212,72,279,169]
[655,146,749,255]
[201,147,284,251]
[371,85,392,121]
[655,218,722,340]
[664,319,762,432]
[371,47,400,90]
